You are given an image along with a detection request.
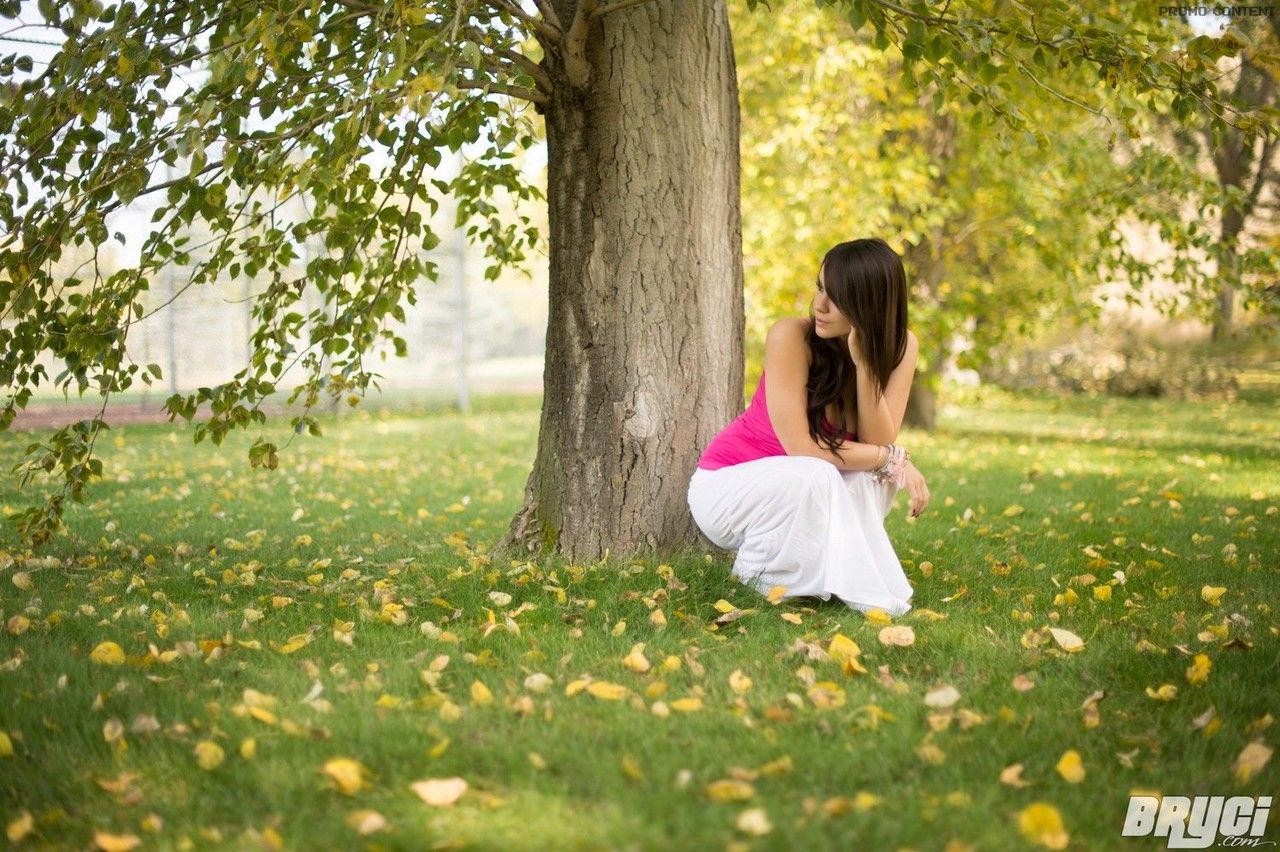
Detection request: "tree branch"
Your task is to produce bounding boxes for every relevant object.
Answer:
[564,0,598,86]
[1244,133,1278,218]
[462,26,553,92]
[531,0,561,30]
[455,78,548,106]
[483,0,562,44]
[593,0,658,17]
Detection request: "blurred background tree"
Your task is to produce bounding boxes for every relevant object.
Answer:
[733,0,1279,428]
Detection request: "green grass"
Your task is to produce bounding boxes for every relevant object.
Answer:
[0,382,1276,850]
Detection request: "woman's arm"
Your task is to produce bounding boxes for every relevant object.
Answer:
[763,317,892,472]
[849,328,919,445]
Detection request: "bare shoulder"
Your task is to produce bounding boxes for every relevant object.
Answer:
[906,328,919,350]
[766,316,811,343]
[764,316,812,370]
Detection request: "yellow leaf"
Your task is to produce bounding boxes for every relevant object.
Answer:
[766,586,788,603]
[623,643,651,673]
[1055,749,1085,783]
[410,776,467,806]
[470,680,493,706]
[93,830,141,851]
[620,754,644,780]
[1000,763,1029,787]
[345,810,387,835]
[916,742,946,764]
[248,706,278,725]
[827,633,861,663]
[586,681,628,701]
[670,696,704,712]
[323,758,367,795]
[735,807,773,835]
[924,685,961,708]
[807,681,846,709]
[649,609,667,628]
[7,811,33,843]
[1145,684,1178,701]
[728,669,753,695]
[564,678,589,697]
[1185,654,1212,686]
[90,641,126,665]
[713,599,737,614]
[878,625,916,647]
[0,731,12,757]
[1092,585,1112,601]
[1233,741,1273,783]
[1011,674,1036,692]
[1048,628,1085,653]
[240,738,256,760]
[1018,802,1069,849]
[1201,585,1226,606]
[706,779,755,802]
[864,608,893,625]
[194,740,225,770]
[852,791,882,811]
[780,612,803,624]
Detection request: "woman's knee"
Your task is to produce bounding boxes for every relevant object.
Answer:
[788,455,843,489]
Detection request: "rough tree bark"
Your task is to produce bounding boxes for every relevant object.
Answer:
[497,0,745,562]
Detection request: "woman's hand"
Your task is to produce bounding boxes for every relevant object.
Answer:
[902,459,930,518]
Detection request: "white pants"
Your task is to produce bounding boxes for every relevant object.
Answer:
[686,455,913,617]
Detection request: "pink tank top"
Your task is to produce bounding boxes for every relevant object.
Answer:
[696,370,856,471]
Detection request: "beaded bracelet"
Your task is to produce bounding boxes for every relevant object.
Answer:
[871,443,910,488]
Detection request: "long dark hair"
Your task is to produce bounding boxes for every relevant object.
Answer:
[804,238,909,452]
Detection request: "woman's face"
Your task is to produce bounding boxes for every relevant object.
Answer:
[811,263,853,339]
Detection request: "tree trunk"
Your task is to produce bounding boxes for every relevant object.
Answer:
[904,379,937,431]
[498,0,744,563]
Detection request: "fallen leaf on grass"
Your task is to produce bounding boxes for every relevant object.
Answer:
[1081,690,1106,729]
[924,685,960,708]
[586,681,628,701]
[1185,654,1212,686]
[345,810,386,835]
[1055,750,1085,783]
[878,625,915,647]
[1201,585,1226,606]
[92,830,141,851]
[736,808,772,835]
[623,644,651,673]
[7,811,33,843]
[411,777,467,806]
[90,641,126,665]
[706,779,755,802]
[1000,763,1029,787]
[1018,802,1069,849]
[1048,628,1085,653]
[194,740,224,770]
[323,758,367,795]
[1233,741,1272,783]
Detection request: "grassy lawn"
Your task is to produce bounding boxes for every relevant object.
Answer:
[0,382,1276,850]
